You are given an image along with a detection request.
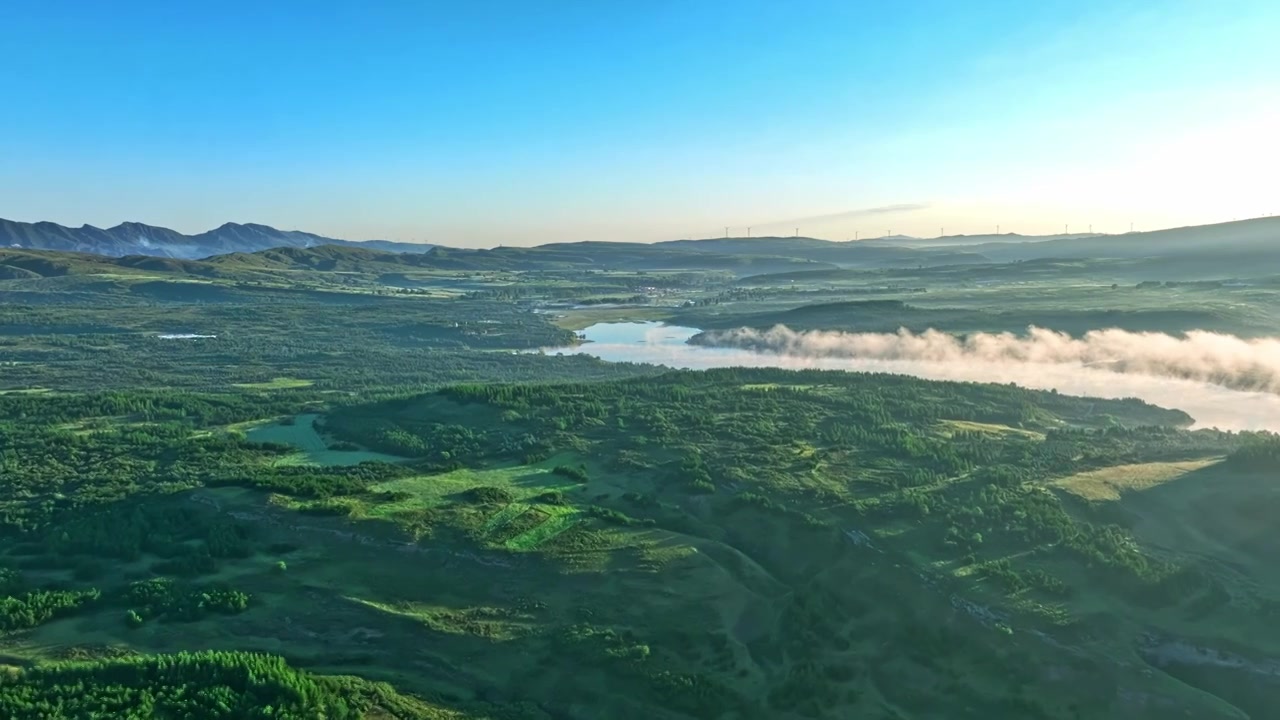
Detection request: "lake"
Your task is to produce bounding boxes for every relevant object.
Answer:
[544,321,1280,432]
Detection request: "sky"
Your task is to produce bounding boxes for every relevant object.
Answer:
[1,0,1277,247]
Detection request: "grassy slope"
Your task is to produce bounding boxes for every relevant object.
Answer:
[2,377,1267,719]
[230,377,1251,716]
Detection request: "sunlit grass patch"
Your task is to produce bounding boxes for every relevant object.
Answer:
[483,502,532,534]
[0,387,51,395]
[1051,458,1220,501]
[372,464,580,508]
[504,506,580,550]
[939,419,1046,440]
[347,598,530,641]
[232,377,314,390]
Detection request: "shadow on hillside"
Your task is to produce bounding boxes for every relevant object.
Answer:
[1114,462,1280,585]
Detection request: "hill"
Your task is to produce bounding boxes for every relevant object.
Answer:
[668,219,1280,278]
[656,235,991,267]
[3,224,1280,717]
[0,218,434,259]
[207,242,841,276]
[5,216,1279,280]
[973,217,1280,261]
[295,369,1257,718]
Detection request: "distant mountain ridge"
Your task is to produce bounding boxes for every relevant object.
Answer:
[860,217,1280,258]
[0,219,434,259]
[3,215,1277,272]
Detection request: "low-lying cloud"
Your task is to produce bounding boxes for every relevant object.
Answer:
[547,322,1280,431]
[701,325,1280,394]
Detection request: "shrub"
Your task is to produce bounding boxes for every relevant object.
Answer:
[688,479,715,494]
[552,464,589,482]
[464,486,515,505]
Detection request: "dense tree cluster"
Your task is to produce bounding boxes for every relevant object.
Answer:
[122,578,251,624]
[0,294,651,394]
[0,587,100,631]
[0,386,422,533]
[44,503,249,562]
[332,367,1242,605]
[1225,432,1280,471]
[206,460,408,498]
[0,651,363,719]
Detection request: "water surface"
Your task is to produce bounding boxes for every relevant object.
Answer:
[546,322,1280,432]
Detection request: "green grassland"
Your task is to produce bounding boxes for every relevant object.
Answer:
[1051,459,1220,501]
[6,367,1267,718]
[548,305,675,330]
[1,241,1279,718]
[300,369,1270,718]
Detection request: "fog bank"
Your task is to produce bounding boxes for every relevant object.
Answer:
[548,322,1280,432]
[702,325,1280,394]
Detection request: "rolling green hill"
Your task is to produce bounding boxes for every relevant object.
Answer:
[2,223,1280,717]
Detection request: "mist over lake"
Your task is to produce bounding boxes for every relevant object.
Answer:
[546,322,1280,432]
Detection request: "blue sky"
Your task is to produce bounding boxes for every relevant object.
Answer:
[2,1,1277,246]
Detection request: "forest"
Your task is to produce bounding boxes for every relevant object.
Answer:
[328,368,1233,602]
[0,650,410,719]
[0,251,1276,719]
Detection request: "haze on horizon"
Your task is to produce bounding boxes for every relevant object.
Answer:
[2,1,1277,248]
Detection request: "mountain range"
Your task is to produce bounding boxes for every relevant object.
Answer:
[0,219,433,259]
[2,216,1277,275]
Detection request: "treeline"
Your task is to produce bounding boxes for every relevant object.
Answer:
[0,500,258,632]
[206,460,408,498]
[42,502,250,561]
[0,390,307,428]
[123,578,250,625]
[0,651,364,719]
[0,588,100,631]
[1225,432,1280,471]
